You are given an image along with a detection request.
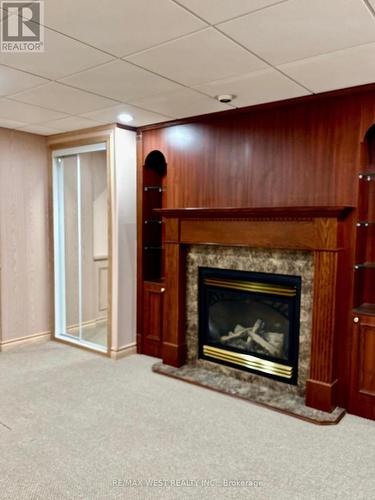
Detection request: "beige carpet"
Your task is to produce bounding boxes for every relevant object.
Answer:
[0,342,374,500]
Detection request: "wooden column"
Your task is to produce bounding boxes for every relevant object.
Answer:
[306,250,339,412]
[162,218,187,367]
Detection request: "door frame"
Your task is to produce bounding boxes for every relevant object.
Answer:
[49,135,113,356]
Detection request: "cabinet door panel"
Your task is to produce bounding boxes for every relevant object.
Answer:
[142,281,165,358]
[359,324,375,395]
[349,315,375,420]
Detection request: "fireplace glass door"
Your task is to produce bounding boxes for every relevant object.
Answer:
[199,268,301,384]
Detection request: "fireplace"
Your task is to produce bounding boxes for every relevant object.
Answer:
[198,267,301,384]
[157,206,352,412]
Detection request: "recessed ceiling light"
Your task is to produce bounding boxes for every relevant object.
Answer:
[216,94,234,104]
[117,113,134,124]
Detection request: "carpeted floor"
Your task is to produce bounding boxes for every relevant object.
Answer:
[0,342,374,500]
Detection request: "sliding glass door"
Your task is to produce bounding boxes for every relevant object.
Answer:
[53,143,109,353]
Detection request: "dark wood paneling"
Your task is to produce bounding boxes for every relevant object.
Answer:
[141,93,375,210]
[138,86,375,417]
[306,251,339,412]
[349,314,375,420]
[162,237,186,367]
[136,133,167,354]
[360,324,375,394]
[334,209,356,408]
[142,281,165,358]
[348,125,375,419]
[180,219,320,250]
[159,207,350,250]
[180,218,343,251]
[157,206,352,218]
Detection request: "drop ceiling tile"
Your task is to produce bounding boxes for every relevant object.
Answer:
[40,116,102,133]
[11,82,118,114]
[0,65,49,97]
[0,25,113,80]
[129,88,231,119]
[59,60,181,102]
[0,118,27,129]
[0,98,67,123]
[81,104,171,127]
[279,43,375,93]
[195,68,309,107]
[16,124,61,136]
[176,0,286,24]
[219,0,375,65]
[43,0,206,57]
[127,28,267,86]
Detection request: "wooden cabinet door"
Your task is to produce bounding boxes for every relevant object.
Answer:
[142,281,165,358]
[349,314,375,420]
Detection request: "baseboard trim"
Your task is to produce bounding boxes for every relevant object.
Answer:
[110,342,137,360]
[0,330,51,351]
[67,318,107,331]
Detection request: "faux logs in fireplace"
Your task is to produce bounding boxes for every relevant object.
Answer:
[198,267,301,384]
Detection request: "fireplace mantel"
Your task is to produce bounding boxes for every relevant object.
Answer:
[157,206,353,252]
[157,206,353,412]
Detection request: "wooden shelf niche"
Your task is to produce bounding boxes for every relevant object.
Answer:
[354,125,375,315]
[142,150,167,281]
[138,149,167,357]
[350,124,375,421]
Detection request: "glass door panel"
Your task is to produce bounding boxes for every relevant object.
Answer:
[62,155,80,340]
[80,150,108,348]
[53,144,108,353]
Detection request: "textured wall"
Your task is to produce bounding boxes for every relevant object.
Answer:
[0,128,50,345]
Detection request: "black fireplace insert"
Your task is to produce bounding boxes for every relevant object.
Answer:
[198,267,301,384]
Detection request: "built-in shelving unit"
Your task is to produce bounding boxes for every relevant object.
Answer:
[353,126,375,316]
[138,148,167,358]
[141,151,167,281]
[349,124,375,420]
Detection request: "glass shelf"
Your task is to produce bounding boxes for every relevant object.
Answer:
[353,303,375,317]
[356,221,375,227]
[144,185,166,192]
[144,246,164,251]
[354,262,375,270]
[358,172,375,181]
[144,219,163,225]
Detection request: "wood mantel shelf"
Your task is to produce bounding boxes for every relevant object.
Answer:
[157,206,353,252]
[158,205,354,413]
[156,206,353,220]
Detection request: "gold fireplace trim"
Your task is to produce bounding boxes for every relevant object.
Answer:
[203,278,296,297]
[203,345,293,379]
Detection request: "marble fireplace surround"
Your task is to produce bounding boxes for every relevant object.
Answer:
[156,207,352,412]
[185,246,313,397]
